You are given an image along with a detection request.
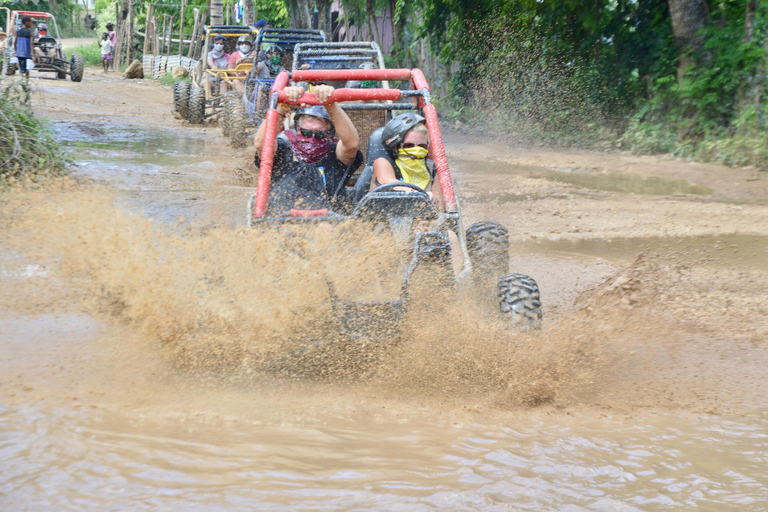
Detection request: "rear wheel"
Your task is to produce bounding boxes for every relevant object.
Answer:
[221,92,237,137]
[466,221,514,318]
[70,54,84,82]
[466,221,510,279]
[497,273,542,328]
[228,95,249,147]
[244,68,257,102]
[177,81,190,120]
[188,86,206,125]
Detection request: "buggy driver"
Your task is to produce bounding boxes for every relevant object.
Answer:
[253,85,363,215]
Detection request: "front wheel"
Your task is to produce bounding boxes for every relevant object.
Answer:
[187,86,206,125]
[228,95,249,147]
[70,54,84,82]
[498,273,542,329]
[176,81,191,120]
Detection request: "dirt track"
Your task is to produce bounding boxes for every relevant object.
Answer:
[1,67,768,510]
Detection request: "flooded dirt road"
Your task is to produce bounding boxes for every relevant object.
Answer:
[2,69,768,510]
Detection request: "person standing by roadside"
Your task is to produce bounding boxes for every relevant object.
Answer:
[100,32,112,72]
[106,22,116,71]
[12,16,34,79]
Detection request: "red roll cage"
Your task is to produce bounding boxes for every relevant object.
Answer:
[14,11,54,18]
[252,68,458,219]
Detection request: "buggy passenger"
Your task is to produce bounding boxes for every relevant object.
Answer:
[371,114,462,273]
[253,85,363,215]
[370,114,445,211]
[228,35,256,93]
[255,44,284,79]
[33,23,49,58]
[345,62,377,89]
[207,35,230,94]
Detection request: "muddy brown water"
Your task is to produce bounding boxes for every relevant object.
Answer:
[2,121,768,510]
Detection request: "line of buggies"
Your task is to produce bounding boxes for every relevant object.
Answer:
[171,26,389,153]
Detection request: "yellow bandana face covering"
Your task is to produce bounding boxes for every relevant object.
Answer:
[395,147,430,190]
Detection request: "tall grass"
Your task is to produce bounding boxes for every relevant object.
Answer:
[66,42,102,66]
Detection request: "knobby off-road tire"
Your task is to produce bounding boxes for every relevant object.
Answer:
[466,221,513,318]
[177,81,191,120]
[70,54,84,82]
[172,81,182,114]
[187,86,206,125]
[228,95,249,148]
[466,221,510,279]
[244,68,257,104]
[221,92,237,137]
[498,273,542,328]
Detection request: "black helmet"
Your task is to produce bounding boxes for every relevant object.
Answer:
[237,35,253,45]
[381,113,426,155]
[294,105,333,128]
[265,44,284,56]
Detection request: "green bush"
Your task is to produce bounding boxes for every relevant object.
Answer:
[0,80,68,184]
[158,73,190,86]
[66,42,103,66]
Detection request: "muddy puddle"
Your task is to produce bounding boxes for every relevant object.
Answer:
[515,233,768,270]
[2,114,768,509]
[454,158,714,198]
[54,121,253,224]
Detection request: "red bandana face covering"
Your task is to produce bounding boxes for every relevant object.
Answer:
[286,130,332,164]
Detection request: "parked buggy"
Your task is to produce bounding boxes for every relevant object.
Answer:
[247,68,542,349]
[2,10,84,82]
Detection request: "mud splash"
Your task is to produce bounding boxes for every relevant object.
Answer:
[3,181,767,412]
[0,181,603,405]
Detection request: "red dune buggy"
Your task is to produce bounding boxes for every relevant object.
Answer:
[248,68,542,343]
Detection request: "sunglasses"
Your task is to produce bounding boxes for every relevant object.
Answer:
[402,142,428,150]
[298,127,333,140]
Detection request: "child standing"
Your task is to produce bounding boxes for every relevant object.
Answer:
[100,32,112,72]
[13,16,34,79]
[106,22,116,71]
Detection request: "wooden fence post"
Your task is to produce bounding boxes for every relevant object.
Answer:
[143,3,153,55]
[188,7,198,58]
[179,0,186,56]
[166,15,174,58]
[160,14,167,55]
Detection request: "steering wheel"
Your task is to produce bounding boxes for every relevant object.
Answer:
[372,181,428,196]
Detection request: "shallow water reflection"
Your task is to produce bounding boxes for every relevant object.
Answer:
[2,401,767,511]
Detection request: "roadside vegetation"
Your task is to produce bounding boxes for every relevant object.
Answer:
[3,0,767,168]
[159,73,190,86]
[0,80,68,185]
[419,1,768,168]
[66,42,103,67]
